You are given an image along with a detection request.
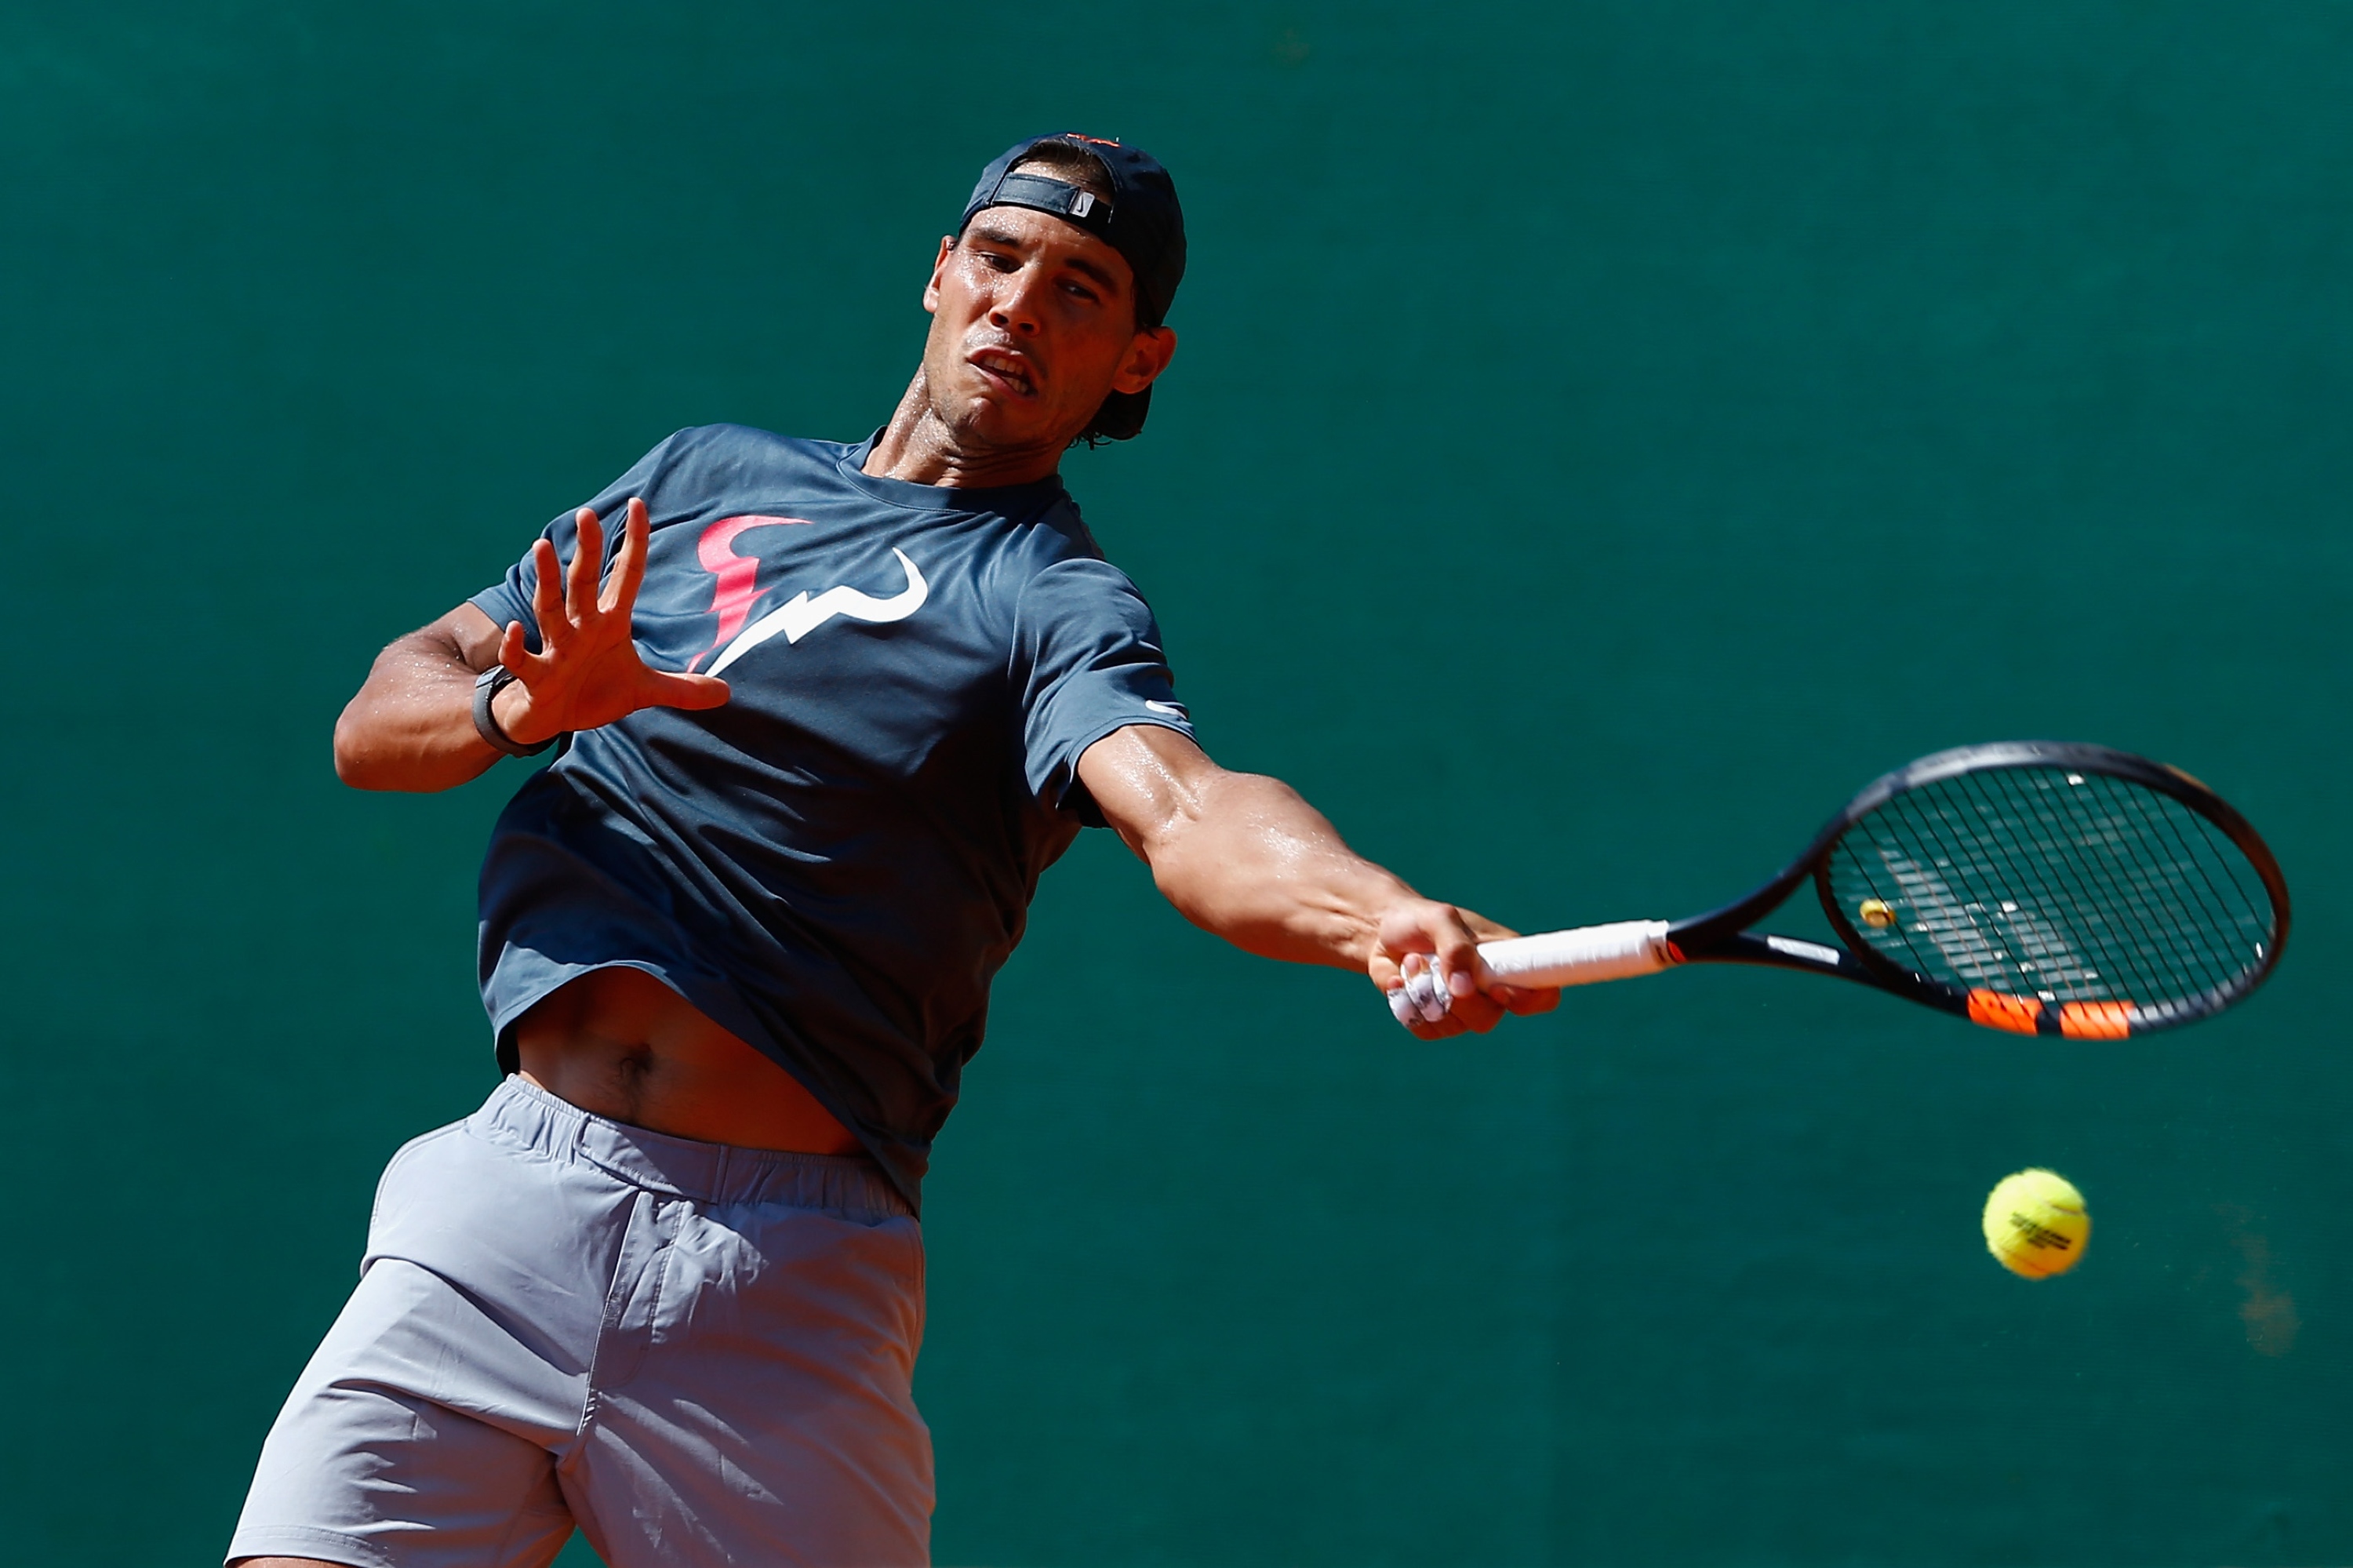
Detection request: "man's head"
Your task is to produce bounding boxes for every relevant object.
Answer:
[915,135,1185,463]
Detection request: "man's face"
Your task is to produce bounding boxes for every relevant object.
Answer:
[918,205,1176,456]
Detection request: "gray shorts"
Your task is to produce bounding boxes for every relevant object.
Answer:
[228,1076,932,1568]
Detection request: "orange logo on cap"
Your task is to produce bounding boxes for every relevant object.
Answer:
[1063,133,1122,146]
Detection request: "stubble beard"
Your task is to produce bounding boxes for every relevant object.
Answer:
[911,353,1064,467]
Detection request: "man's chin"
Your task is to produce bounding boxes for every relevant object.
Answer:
[936,397,1067,457]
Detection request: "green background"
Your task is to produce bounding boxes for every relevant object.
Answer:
[5,2,2347,1563]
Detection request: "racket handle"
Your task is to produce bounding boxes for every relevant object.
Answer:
[1388,919,1674,1027]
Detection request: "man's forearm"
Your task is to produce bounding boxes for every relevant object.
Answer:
[333,620,505,793]
[1137,769,1419,970]
[1076,726,1543,1035]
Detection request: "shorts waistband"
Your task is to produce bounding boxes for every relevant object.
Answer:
[471,1075,911,1219]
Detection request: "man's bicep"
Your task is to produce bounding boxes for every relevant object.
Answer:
[1075,723,1223,858]
[426,602,505,672]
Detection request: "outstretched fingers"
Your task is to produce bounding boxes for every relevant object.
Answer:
[602,497,652,617]
[494,621,533,684]
[564,506,605,626]
[491,497,732,736]
[528,537,566,653]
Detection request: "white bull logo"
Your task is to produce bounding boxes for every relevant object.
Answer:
[705,548,929,677]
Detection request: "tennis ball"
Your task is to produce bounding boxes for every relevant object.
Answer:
[1858,897,1897,929]
[1982,1169,2090,1279]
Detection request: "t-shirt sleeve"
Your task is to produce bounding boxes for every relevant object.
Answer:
[469,431,688,646]
[1013,556,1195,826]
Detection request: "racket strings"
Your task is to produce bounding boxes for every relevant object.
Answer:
[1838,781,2172,1002]
[1841,794,2168,1006]
[2089,777,2231,984]
[2131,773,2272,937]
[1839,784,2106,990]
[1962,771,2206,1002]
[2049,778,2248,1002]
[1825,768,2275,1013]
[1914,773,2259,1002]
[1946,772,2262,1005]
[1935,775,2127,990]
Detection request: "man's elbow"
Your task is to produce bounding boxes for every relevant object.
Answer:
[332,700,431,791]
[332,706,386,789]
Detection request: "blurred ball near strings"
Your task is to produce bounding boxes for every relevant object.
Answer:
[1981,1169,2090,1279]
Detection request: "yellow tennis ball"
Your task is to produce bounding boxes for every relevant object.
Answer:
[1982,1169,2090,1279]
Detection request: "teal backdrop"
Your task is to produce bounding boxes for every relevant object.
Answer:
[4,3,2348,1563]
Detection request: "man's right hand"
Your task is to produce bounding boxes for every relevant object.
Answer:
[490,497,729,747]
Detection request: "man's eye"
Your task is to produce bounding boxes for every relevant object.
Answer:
[1063,281,1099,302]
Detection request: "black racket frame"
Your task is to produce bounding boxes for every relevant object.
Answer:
[1660,741,2290,1035]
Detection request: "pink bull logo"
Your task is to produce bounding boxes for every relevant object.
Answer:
[689,515,811,671]
[688,515,929,677]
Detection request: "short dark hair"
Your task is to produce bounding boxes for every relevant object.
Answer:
[1000,147,1155,446]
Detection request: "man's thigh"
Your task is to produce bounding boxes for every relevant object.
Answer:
[225,1381,572,1568]
[226,1255,583,1568]
[227,1082,934,1567]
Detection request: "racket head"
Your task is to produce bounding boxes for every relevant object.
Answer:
[1811,743,2288,1036]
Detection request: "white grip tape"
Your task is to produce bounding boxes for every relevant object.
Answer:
[1387,919,1673,1027]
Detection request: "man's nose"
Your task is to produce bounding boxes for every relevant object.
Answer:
[988,266,1047,334]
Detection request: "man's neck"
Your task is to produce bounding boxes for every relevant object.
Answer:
[862,372,1064,489]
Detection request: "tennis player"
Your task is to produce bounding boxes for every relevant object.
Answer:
[228,133,1552,1568]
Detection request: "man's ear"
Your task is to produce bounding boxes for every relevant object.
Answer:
[922,235,955,315]
[1111,326,1178,395]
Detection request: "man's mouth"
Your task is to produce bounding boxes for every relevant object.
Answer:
[970,349,1038,398]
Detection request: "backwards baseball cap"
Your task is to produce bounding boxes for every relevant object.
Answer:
[962,134,1187,326]
[960,133,1186,441]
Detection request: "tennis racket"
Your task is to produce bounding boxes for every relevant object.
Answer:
[1391,741,2289,1037]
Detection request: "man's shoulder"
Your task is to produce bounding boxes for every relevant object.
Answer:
[971,496,1122,624]
[1022,491,1107,563]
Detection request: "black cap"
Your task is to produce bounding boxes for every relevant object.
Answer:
[961,133,1187,329]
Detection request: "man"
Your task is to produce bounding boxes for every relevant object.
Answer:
[230,134,1551,1568]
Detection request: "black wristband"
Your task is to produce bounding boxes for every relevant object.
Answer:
[472,665,554,758]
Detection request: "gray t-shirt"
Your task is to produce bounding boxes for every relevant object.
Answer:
[469,424,1194,1208]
